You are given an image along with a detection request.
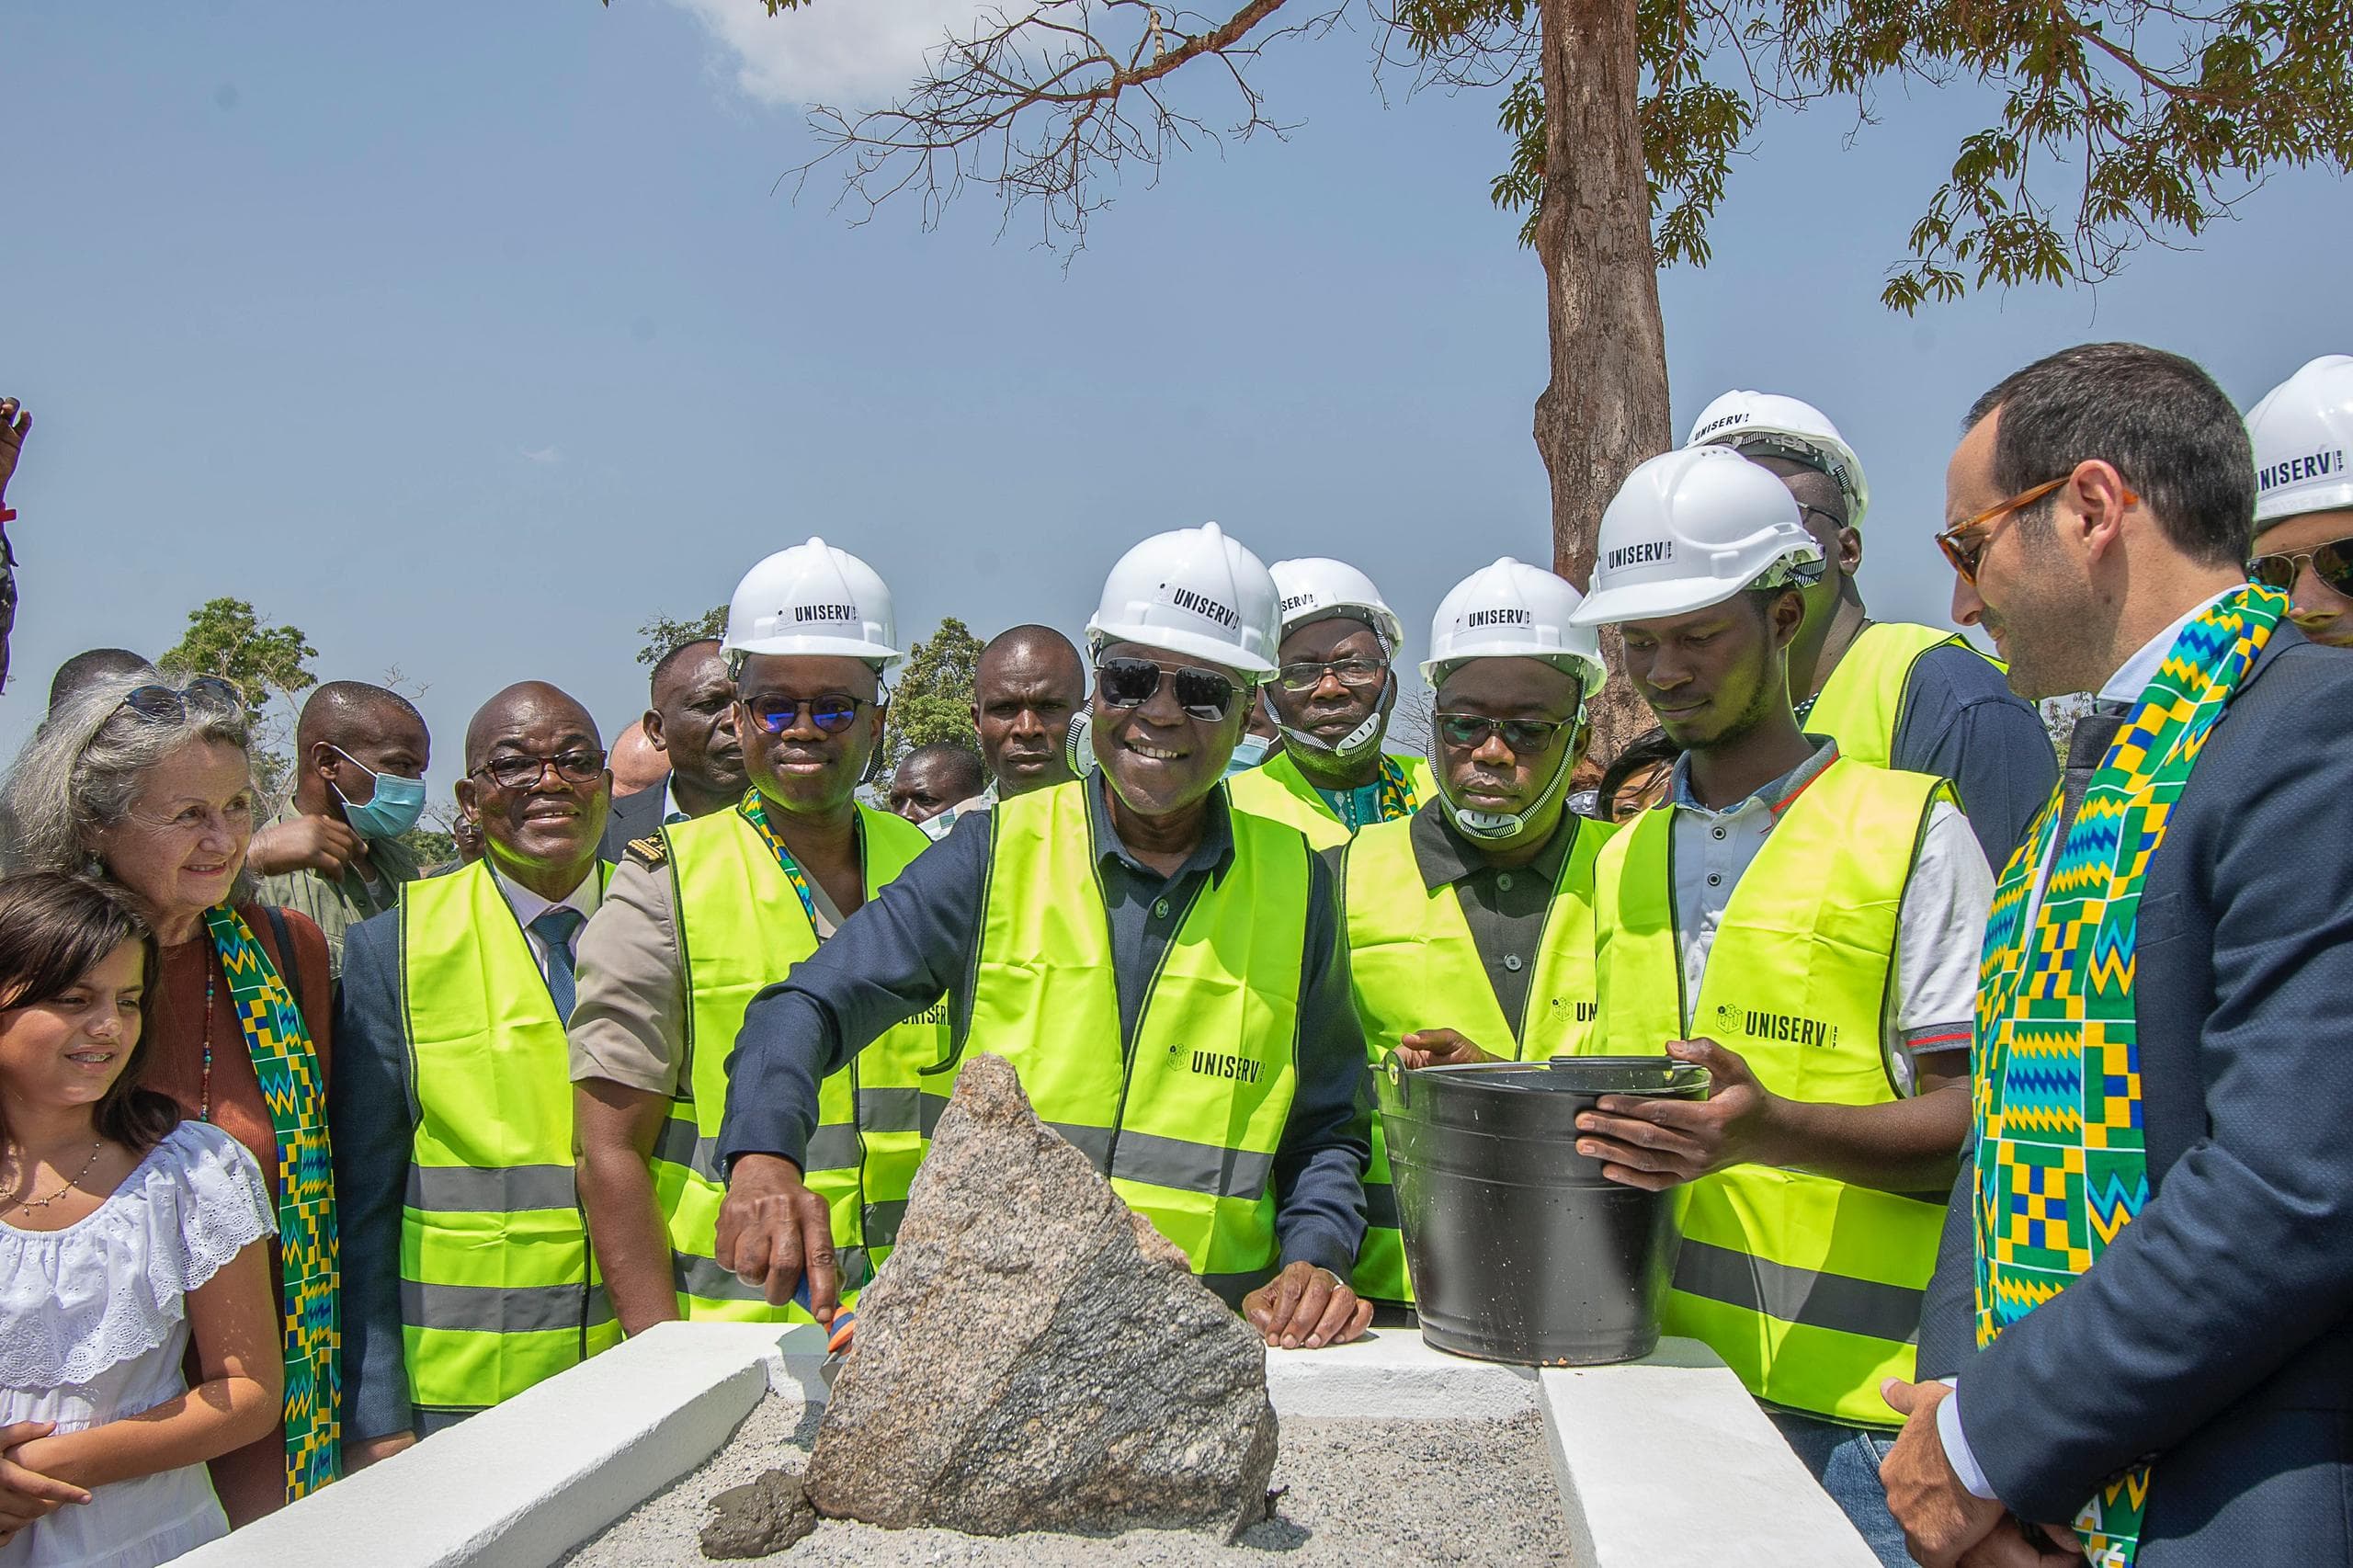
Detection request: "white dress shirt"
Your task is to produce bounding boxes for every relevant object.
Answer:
[490,861,603,983]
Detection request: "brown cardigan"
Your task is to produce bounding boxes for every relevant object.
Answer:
[143,903,334,1529]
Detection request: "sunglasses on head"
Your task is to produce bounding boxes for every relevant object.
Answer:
[1095,657,1242,722]
[2249,537,2353,597]
[115,676,243,722]
[744,692,867,736]
[471,748,608,791]
[1436,712,1574,753]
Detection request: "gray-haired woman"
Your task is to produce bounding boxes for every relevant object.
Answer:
[0,673,337,1527]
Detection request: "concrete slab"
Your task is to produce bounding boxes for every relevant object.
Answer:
[1540,1339,1881,1568]
[177,1324,1872,1567]
[176,1322,827,1568]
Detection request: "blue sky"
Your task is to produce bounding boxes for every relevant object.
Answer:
[4,3,2346,809]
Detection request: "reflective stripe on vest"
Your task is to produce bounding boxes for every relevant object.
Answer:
[956,780,1310,1302]
[1586,757,1949,1425]
[1228,750,1435,850]
[399,861,620,1413]
[1341,811,1611,1305]
[657,801,945,1323]
[1804,622,1979,769]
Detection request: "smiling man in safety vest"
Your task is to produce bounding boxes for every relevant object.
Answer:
[1337,556,1612,1317]
[1566,448,1995,1566]
[1227,557,1432,847]
[712,522,1377,1351]
[331,681,618,1465]
[569,539,946,1332]
[1686,391,2054,869]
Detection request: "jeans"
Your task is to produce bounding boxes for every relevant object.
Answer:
[1768,1408,1911,1568]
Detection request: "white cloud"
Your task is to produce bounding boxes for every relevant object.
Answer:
[520,446,563,465]
[666,0,988,108]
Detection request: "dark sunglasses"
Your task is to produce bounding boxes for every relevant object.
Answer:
[744,692,866,735]
[1274,657,1386,694]
[471,748,608,791]
[1936,477,2140,586]
[2249,537,2353,597]
[115,676,243,722]
[1436,712,1574,753]
[1095,657,1241,722]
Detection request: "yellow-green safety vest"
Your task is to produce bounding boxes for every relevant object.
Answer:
[1228,749,1435,850]
[948,779,1313,1305]
[655,801,946,1322]
[399,860,621,1415]
[1586,757,1949,1426]
[1341,810,1611,1306]
[1803,621,1984,769]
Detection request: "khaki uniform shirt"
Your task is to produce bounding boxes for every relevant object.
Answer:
[250,801,421,978]
[568,842,845,1096]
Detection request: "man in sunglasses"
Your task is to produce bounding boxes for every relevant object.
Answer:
[570,539,946,1335]
[1227,558,1432,848]
[250,681,433,977]
[1335,555,1612,1321]
[1687,391,2054,870]
[332,681,616,1461]
[1565,448,1995,1565]
[2245,354,2353,649]
[713,522,1378,1352]
[1879,346,2353,1568]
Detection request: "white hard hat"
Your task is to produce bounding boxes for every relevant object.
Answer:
[1686,390,1870,531]
[722,537,904,668]
[1269,558,1406,651]
[2247,355,2353,526]
[1421,557,1607,698]
[1568,447,1824,627]
[1086,521,1281,677]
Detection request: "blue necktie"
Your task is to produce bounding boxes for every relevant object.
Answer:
[529,907,586,1024]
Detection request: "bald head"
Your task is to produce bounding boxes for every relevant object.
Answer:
[973,626,1086,796]
[465,681,600,771]
[457,681,609,895]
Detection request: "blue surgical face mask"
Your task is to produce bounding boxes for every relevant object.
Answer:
[331,746,428,840]
[1223,735,1273,778]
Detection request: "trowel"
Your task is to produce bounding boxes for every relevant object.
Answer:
[790,1275,857,1388]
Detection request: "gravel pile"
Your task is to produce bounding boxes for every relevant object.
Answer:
[565,1396,1573,1567]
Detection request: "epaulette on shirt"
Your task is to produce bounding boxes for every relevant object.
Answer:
[625,835,668,870]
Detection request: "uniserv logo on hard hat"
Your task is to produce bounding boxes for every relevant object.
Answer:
[1608,540,1675,571]
[1692,412,1753,439]
[1279,592,1317,615]
[1166,585,1241,631]
[2259,447,2346,493]
[1466,608,1531,630]
[795,603,859,623]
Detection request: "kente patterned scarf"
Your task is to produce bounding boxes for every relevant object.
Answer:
[1972,585,2285,1565]
[1322,754,1421,832]
[738,790,820,927]
[203,905,340,1501]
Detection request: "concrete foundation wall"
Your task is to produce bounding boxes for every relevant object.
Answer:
[177,1325,1874,1567]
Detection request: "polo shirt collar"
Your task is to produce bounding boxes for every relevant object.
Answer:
[1409,801,1578,892]
[1086,772,1237,886]
[1668,734,1841,820]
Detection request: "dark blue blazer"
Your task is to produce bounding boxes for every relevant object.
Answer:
[1918,627,2353,1562]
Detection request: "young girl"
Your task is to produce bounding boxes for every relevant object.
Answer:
[0,874,280,1568]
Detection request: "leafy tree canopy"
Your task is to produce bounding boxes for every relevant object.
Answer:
[637,605,728,667]
[158,597,319,795]
[883,617,984,771]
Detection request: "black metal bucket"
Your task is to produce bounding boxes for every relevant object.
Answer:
[1376,1053,1710,1366]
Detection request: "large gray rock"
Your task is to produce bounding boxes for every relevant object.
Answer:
[802,1054,1279,1540]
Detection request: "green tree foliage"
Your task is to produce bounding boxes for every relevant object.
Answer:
[882,617,983,771]
[775,0,2353,311]
[1406,0,2353,308]
[159,597,320,795]
[636,605,728,668]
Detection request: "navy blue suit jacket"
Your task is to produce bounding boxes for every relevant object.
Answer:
[1919,627,2353,1562]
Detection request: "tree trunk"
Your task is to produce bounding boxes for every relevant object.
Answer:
[1532,0,1673,758]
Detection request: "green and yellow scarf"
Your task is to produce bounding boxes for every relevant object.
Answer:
[1972,585,2285,1565]
[204,904,340,1501]
[738,790,821,927]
